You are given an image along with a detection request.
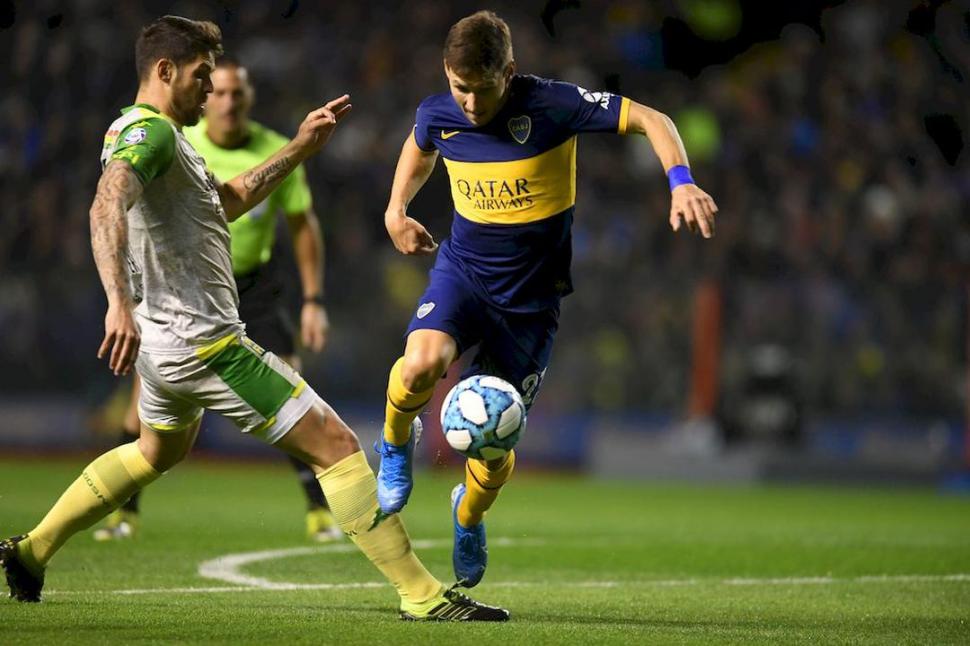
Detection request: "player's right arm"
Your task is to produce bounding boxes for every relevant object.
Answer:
[384,131,439,255]
[89,160,144,376]
[216,95,352,221]
[92,115,175,376]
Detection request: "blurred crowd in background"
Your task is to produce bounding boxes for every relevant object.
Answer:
[0,0,966,424]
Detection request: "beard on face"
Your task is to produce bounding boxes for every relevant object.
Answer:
[174,89,206,126]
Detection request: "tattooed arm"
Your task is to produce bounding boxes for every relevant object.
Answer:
[90,160,144,376]
[215,94,352,221]
[215,149,299,221]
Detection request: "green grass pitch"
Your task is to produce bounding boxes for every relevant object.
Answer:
[1,456,968,644]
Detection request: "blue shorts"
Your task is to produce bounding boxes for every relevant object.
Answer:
[406,266,559,409]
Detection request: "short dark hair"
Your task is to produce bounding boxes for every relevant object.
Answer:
[443,10,513,77]
[135,15,224,81]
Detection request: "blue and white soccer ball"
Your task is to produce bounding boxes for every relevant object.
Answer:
[440,375,526,460]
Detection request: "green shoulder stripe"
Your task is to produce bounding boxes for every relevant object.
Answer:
[110,117,176,186]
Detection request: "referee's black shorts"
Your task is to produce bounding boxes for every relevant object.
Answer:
[234,260,297,357]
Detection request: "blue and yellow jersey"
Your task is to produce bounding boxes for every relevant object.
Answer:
[414,74,630,312]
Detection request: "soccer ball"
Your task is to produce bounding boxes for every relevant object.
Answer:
[440,375,526,460]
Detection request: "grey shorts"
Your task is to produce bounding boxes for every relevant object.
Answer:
[136,333,317,444]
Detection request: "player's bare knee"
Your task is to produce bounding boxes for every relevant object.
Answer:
[315,402,361,456]
[401,352,447,392]
[136,423,195,472]
[283,400,361,469]
[324,418,361,461]
[136,436,188,472]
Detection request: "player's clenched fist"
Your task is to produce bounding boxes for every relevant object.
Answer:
[670,183,718,239]
[293,95,353,157]
[385,212,438,255]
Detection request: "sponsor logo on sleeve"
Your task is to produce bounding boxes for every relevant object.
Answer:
[123,127,148,145]
[416,302,436,319]
[576,86,612,110]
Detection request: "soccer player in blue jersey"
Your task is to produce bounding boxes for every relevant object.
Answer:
[377,10,718,588]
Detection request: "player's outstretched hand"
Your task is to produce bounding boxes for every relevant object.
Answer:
[386,214,438,255]
[293,95,353,158]
[98,302,140,376]
[670,184,718,239]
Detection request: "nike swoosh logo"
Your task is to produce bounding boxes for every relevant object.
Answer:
[441,130,461,140]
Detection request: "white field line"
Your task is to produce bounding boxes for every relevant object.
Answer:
[194,537,544,589]
[42,537,970,596]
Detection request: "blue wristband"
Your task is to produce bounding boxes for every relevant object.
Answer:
[667,165,694,191]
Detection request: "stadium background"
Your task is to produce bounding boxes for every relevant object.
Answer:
[0,0,967,485]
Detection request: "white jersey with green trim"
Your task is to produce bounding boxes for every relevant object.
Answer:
[100,107,243,353]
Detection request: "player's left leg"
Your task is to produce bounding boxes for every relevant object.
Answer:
[379,269,484,514]
[452,306,558,587]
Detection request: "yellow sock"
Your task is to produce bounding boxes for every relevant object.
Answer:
[383,357,434,445]
[19,443,159,573]
[316,451,440,603]
[458,450,516,528]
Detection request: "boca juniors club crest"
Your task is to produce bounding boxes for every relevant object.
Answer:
[508,115,531,144]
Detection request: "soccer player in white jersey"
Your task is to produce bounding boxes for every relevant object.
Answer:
[0,15,508,621]
[94,57,341,544]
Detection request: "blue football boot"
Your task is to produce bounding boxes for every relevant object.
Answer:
[451,483,487,588]
[375,417,422,514]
